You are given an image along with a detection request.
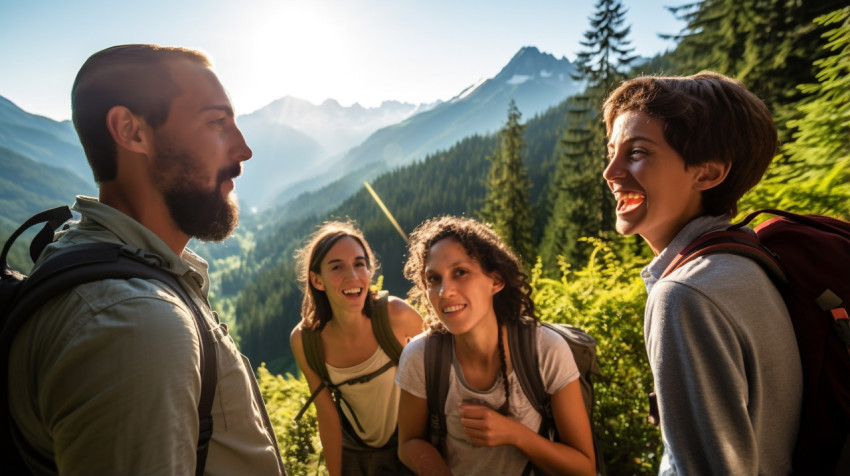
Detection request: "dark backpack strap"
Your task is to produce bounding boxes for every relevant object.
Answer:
[371,291,403,364]
[2,242,217,476]
[424,331,452,455]
[733,208,850,237]
[0,206,72,267]
[662,229,787,286]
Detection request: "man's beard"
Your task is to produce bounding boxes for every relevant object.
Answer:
[153,137,241,242]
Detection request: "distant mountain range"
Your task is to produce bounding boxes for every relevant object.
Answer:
[0,45,581,223]
[236,97,431,210]
[269,46,581,217]
[0,96,91,184]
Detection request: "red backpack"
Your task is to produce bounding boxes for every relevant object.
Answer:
[663,209,850,475]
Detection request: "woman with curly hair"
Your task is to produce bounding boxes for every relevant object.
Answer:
[395,216,594,475]
[290,220,423,475]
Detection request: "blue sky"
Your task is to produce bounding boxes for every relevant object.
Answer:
[1,0,685,121]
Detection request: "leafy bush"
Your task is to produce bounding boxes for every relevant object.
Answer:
[257,365,327,475]
[531,236,660,475]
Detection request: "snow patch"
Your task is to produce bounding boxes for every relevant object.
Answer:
[451,77,488,102]
[507,74,532,85]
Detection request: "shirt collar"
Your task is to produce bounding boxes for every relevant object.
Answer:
[71,196,209,291]
[641,214,733,293]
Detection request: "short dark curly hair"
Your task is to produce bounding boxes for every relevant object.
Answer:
[403,215,536,332]
[603,71,778,217]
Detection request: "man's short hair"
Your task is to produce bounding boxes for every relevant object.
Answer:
[71,44,211,183]
[603,71,778,216]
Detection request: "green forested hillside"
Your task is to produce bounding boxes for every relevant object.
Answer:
[0,146,96,271]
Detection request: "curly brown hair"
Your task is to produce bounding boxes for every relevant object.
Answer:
[295,220,380,331]
[403,215,536,333]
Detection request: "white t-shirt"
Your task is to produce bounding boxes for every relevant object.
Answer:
[396,325,579,475]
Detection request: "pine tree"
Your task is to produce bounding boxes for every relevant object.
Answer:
[480,100,534,263]
[540,0,634,272]
[740,6,850,218]
[663,0,846,139]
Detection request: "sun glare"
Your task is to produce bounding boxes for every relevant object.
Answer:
[239,2,354,108]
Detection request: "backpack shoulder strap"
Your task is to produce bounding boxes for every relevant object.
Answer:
[0,206,72,268]
[371,290,403,364]
[1,241,217,476]
[662,229,787,285]
[295,326,331,422]
[424,330,452,454]
[300,326,329,381]
[507,321,549,418]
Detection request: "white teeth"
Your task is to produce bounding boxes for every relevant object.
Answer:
[342,288,362,295]
[443,304,464,313]
[614,191,645,200]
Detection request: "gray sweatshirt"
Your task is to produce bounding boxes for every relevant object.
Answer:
[642,214,802,475]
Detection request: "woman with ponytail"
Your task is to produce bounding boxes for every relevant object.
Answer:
[395,216,594,475]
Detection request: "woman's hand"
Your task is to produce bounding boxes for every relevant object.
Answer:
[458,403,524,447]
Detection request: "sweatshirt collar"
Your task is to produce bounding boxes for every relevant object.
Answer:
[641,214,733,293]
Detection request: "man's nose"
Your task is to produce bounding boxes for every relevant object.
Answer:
[233,126,252,162]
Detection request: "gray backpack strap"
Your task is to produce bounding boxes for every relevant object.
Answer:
[370,290,403,364]
[424,330,452,455]
[509,321,605,476]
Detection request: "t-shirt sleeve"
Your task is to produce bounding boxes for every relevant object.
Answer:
[538,325,580,395]
[395,333,428,399]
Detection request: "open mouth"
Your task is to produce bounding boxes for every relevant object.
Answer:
[614,191,645,214]
[342,288,363,296]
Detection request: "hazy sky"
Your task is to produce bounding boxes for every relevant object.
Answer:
[1,0,685,122]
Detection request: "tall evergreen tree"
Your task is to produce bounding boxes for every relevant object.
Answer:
[740,6,850,218]
[663,0,846,139]
[540,0,634,272]
[480,100,534,263]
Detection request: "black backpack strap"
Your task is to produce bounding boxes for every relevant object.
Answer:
[0,206,72,267]
[424,331,452,455]
[371,291,402,364]
[2,241,217,476]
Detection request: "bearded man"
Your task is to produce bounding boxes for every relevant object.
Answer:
[8,44,287,475]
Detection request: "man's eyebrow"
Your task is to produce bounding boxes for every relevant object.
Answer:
[202,105,234,117]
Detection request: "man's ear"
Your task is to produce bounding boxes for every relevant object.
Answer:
[693,160,730,191]
[105,106,152,155]
[309,271,325,291]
